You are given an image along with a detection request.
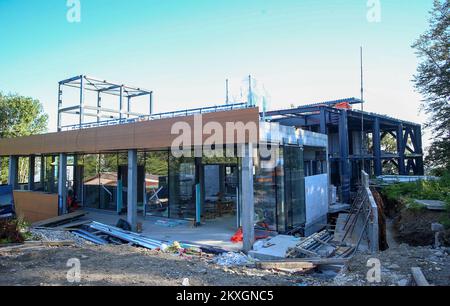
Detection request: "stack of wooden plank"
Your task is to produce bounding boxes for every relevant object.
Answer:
[32,211,89,230]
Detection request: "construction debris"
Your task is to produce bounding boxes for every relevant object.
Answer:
[213,252,255,266]
[31,211,88,228]
[411,267,430,286]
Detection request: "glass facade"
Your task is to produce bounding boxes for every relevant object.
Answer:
[143,151,169,218]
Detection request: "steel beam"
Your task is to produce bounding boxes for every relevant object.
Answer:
[397,124,406,175]
[373,117,382,176]
[339,110,351,204]
[414,126,424,175]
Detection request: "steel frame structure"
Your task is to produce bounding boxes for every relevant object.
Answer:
[57,75,154,131]
[264,98,424,203]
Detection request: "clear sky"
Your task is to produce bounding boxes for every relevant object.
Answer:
[0,0,434,143]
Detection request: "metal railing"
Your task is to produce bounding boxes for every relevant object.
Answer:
[60,102,250,131]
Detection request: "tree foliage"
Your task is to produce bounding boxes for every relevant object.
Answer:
[0,93,48,183]
[412,0,450,175]
[0,93,48,138]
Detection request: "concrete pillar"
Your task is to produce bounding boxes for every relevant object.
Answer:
[241,144,255,253]
[127,149,138,231]
[8,156,18,189]
[58,154,67,215]
[373,118,382,177]
[28,156,35,191]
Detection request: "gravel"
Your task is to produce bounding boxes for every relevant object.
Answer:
[30,229,90,247]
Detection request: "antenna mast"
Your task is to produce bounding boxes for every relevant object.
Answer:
[360,46,365,179]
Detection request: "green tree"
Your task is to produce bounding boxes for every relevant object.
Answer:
[0,93,48,183]
[412,0,450,175]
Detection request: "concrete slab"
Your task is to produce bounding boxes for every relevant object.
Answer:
[248,235,301,260]
[414,199,446,211]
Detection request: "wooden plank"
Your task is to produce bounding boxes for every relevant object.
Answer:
[31,211,87,228]
[0,108,260,156]
[258,257,348,265]
[0,240,75,252]
[256,261,315,270]
[411,267,430,286]
[54,220,91,230]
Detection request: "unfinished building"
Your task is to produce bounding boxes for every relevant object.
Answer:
[265,98,424,204]
[0,76,331,251]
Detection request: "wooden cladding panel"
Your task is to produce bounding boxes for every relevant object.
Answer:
[0,107,259,156]
[13,191,59,223]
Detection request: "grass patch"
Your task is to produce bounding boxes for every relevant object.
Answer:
[381,172,450,228]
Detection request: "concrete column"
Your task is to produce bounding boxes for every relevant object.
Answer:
[8,156,18,189]
[58,154,67,215]
[241,144,255,253]
[28,155,35,191]
[127,149,138,231]
[373,118,382,177]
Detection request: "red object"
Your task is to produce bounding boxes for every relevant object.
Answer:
[230,227,270,243]
[334,102,352,110]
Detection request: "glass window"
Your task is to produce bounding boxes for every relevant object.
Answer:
[169,155,196,220]
[254,154,277,231]
[143,151,169,218]
[284,146,306,229]
[81,154,100,209]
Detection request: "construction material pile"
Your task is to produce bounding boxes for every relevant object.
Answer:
[213,252,256,266]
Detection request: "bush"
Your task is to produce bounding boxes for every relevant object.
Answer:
[0,218,31,244]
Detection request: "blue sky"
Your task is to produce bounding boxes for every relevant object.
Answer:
[0,0,434,143]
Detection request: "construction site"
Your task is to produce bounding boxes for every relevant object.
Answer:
[0,74,449,288]
[1,1,449,292]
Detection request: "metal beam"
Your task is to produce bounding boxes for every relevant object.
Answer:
[339,110,351,204]
[373,117,382,176]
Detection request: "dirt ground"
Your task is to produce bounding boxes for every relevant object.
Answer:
[334,244,450,286]
[0,244,319,286]
[1,242,449,286]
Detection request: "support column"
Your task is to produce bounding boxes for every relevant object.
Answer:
[8,156,18,190]
[397,124,406,175]
[339,110,350,204]
[79,75,85,128]
[373,117,382,177]
[414,126,424,175]
[40,156,45,187]
[241,144,255,253]
[28,155,35,191]
[58,154,67,215]
[319,107,327,135]
[127,149,138,231]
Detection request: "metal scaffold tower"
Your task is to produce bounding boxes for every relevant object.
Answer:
[57,75,154,131]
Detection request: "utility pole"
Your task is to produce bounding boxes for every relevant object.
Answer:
[248,75,252,106]
[360,46,365,180]
[226,79,229,105]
